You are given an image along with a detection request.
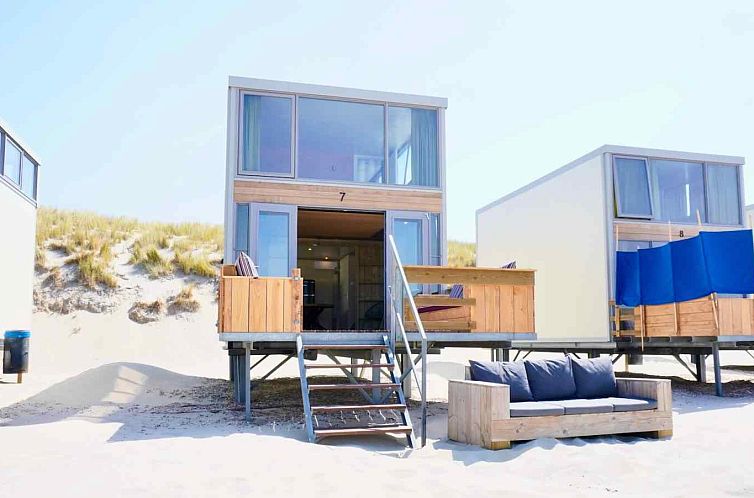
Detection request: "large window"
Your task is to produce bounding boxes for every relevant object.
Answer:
[4,137,22,185]
[238,92,441,188]
[240,94,293,175]
[614,156,741,225]
[388,106,438,187]
[706,163,741,225]
[614,157,652,218]
[297,97,385,183]
[21,155,37,199]
[650,160,705,223]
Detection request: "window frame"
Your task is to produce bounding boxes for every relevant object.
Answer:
[704,162,742,226]
[613,155,654,219]
[236,90,296,179]
[614,154,743,227]
[3,135,23,187]
[20,153,38,200]
[236,89,443,191]
[295,94,387,185]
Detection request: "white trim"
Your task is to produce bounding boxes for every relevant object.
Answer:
[477,144,745,216]
[228,76,447,109]
[0,117,42,165]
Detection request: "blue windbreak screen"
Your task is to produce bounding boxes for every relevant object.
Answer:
[615,229,754,306]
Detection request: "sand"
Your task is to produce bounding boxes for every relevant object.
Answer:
[3,278,754,497]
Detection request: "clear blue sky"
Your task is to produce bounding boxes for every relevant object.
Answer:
[2,1,753,241]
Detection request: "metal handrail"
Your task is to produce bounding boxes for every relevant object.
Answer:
[387,235,428,448]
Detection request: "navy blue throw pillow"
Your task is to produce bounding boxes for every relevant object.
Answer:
[571,357,618,398]
[468,360,534,402]
[523,356,577,401]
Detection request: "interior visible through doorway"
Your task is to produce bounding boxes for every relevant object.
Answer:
[297,209,385,331]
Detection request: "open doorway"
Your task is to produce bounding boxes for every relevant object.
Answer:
[297,209,385,331]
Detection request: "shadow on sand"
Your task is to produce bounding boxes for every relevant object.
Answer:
[0,362,309,444]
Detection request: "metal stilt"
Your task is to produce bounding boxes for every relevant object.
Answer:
[712,342,723,397]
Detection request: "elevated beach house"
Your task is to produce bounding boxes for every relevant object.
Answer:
[477,145,750,395]
[218,78,536,445]
[0,120,39,348]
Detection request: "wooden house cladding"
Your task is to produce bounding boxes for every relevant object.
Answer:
[233,179,442,213]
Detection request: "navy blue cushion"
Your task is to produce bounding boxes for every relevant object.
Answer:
[571,357,618,398]
[523,356,576,401]
[469,360,534,402]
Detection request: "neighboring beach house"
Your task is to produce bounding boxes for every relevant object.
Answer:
[477,145,746,343]
[0,119,40,333]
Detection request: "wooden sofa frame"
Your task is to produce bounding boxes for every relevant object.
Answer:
[448,377,672,449]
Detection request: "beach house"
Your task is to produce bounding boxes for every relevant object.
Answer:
[0,119,40,336]
[476,145,751,394]
[217,78,536,445]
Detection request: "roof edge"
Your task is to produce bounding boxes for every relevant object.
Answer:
[227,76,448,108]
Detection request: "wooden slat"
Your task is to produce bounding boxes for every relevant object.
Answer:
[282,279,292,332]
[249,279,267,332]
[498,285,515,333]
[484,285,500,332]
[221,279,232,332]
[467,284,485,332]
[513,285,534,332]
[234,179,442,213]
[413,296,476,307]
[266,279,285,331]
[409,305,470,322]
[403,266,535,285]
[614,221,737,242]
[229,278,250,332]
[291,272,303,332]
[405,319,475,331]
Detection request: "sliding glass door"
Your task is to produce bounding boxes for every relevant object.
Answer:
[387,211,441,294]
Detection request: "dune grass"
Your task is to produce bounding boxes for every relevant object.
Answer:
[37,207,223,283]
[448,240,476,267]
[168,285,201,313]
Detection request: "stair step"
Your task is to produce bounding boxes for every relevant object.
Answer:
[305,363,394,369]
[311,403,406,413]
[309,383,400,391]
[303,344,387,351]
[315,425,413,438]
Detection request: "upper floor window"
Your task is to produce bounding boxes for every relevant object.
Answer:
[388,106,438,187]
[241,93,293,175]
[21,154,37,199]
[297,97,384,183]
[614,157,652,218]
[238,92,441,188]
[706,163,740,225]
[614,156,741,225]
[651,159,705,224]
[3,136,22,185]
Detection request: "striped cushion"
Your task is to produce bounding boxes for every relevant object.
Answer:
[449,284,464,298]
[235,252,259,278]
[502,261,517,269]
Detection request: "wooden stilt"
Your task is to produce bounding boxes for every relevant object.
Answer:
[17,372,23,384]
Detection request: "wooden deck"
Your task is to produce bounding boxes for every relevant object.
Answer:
[402,265,535,334]
[614,294,754,338]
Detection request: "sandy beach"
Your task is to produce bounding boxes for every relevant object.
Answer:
[3,280,754,498]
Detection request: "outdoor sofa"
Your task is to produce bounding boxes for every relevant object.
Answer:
[448,356,672,449]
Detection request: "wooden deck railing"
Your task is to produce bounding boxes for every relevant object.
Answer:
[402,266,535,333]
[217,265,303,333]
[614,295,754,338]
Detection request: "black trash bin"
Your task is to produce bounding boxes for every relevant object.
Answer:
[3,330,30,378]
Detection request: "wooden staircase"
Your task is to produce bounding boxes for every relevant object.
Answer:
[296,335,416,447]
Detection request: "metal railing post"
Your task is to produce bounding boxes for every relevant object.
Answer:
[387,235,428,448]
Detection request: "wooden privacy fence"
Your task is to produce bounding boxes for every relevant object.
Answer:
[614,294,754,338]
[218,265,303,333]
[402,266,535,333]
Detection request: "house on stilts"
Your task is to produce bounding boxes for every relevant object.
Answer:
[217,77,536,446]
